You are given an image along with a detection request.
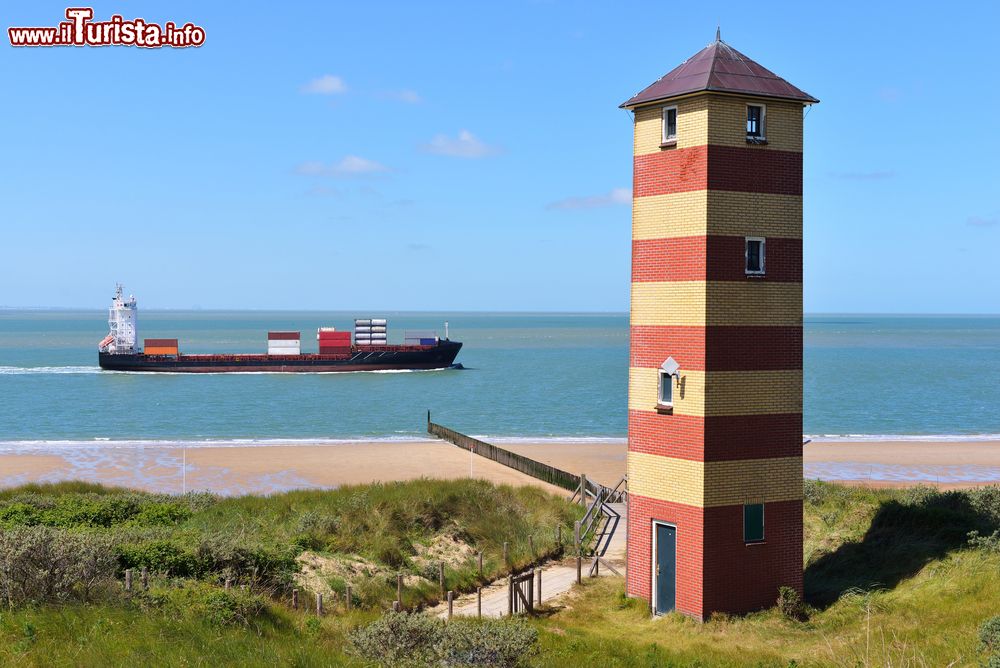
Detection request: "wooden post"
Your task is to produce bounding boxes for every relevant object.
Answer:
[592,555,599,577]
[438,562,446,598]
[125,569,132,592]
[141,567,149,591]
[477,586,482,618]
[537,568,542,603]
[292,589,299,609]
[503,541,509,566]
[528,535,535,557]
[392,600,400,612]
[507,575,514,617]
[575,518,583,585]
[346,585,352,611]
[528,570,534,611]
[397,573,403,609]
[580,474,588,506]
[316,593,324,616]
[224,577,231,591]
[557,525,562,546]
[478,551,483,577]
[447,590,454,620]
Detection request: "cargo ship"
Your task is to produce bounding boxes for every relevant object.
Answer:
[97,285,462,373]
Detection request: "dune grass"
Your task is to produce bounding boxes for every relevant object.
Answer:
[1,480,998,666]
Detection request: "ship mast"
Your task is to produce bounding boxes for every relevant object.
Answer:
[99,284,138,354]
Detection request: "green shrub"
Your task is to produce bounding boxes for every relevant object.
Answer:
[0,526,118,604]
[439,617,538,667]
[349,610,443,667]
[349,612,539,668]
[118,540,196,577]
[981,615,1000,653]
[968,530,1000,552]
[777,586,806,621]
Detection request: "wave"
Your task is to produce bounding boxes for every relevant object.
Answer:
[806,433,1000,443]
[0,366,102,375]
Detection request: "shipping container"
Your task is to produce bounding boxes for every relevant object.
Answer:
[354,326,372,334]
[268,348,300,356]
[370,318,387,326]
[318,327,337,332]
[266,339,300,346]
[144,338,178,347]
[267,331,300,340]
[354,319,372,326]
[369,326,387,334]
[145,346,178,355]
[403,330,436,340]
[318,347,350,355]
[419,338,437,345]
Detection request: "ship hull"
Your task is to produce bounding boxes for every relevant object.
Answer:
[98,341,462,373]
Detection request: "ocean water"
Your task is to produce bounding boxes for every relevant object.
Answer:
[0,311,998,447]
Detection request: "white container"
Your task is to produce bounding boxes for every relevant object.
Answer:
[354,319,372,326]
[354,326,372,334]
[318,327,337,332]
[268,347,300,355]
[266,340,299,347]
[370,319,387,326]
[369,326,387,334]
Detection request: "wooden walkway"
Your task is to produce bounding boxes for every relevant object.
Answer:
[432,502,627,619]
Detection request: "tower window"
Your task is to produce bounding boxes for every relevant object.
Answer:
[745,237,765,275]
[662,106,677,144]
[657,369,673,406]
[744,503,765,543]
[746,104,766,140]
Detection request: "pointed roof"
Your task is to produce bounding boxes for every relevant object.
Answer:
[620,33,818,109]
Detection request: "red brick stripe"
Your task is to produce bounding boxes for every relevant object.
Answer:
[634,145,802,198]
[626,494,704,618]
[702,499,802,614]
[629,410,803,461]
[632,236,801,283]
[630,325,802,371]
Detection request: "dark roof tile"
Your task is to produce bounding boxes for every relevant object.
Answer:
[621,38,818,108]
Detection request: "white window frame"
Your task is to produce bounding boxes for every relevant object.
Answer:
[661,105,678,143]
[657,369,673,407]
[745,236,766,276]
[746,103,766,140]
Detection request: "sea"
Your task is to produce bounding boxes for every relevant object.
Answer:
[0,311,998,450]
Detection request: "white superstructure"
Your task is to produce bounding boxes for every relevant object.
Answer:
[98,284,138,354]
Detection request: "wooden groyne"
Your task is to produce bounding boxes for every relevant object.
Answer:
[426,412,581,493]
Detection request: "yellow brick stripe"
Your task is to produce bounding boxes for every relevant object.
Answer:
[629,367,802,416]
[633,191,802,240]
[633,94,803,156]
[630,281,802,327]
[628,452,803,507]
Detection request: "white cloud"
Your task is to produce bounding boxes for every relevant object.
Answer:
[968,215,999,227]
[294,155,389,177]
[421,130,501,158]
[301,74,347,95]
[546,188,631,210]
[380,89,422,104]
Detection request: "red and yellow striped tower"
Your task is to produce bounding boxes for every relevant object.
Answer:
[621,33,818,619]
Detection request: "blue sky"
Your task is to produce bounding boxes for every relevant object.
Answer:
[2,1,997,312]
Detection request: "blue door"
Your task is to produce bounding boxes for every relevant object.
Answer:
[655,523,676,614]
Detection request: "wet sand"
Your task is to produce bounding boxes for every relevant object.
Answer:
[1,438,998,496]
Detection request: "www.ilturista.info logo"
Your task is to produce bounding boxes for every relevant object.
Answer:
[8,8,205,48]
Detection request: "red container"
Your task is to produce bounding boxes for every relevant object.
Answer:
[318,346,350,355]
[319,334,351,341]
[144,338,178,347]
[267,331,300,340]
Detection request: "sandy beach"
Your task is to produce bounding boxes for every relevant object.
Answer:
[1,437,999,495]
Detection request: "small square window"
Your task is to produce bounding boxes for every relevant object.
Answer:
[745,237,765,275]
[746,104,766,139]
[658,370,673,406]
[744,503,764,543]
[662,106,677,143]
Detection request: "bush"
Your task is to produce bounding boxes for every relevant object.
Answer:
[349,610,443,667]
[350,611,539,667]
[439,617,538,667]
[967,530,1000,552]
[777,586,806,621]
[981,615,1000,654]
[0,526,118,605]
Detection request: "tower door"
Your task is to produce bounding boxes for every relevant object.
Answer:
[654,522,676,614]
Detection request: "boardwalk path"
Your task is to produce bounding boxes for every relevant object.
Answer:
[432,502,627,618]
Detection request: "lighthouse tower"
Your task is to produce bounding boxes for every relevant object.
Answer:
[621,32,817,619]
